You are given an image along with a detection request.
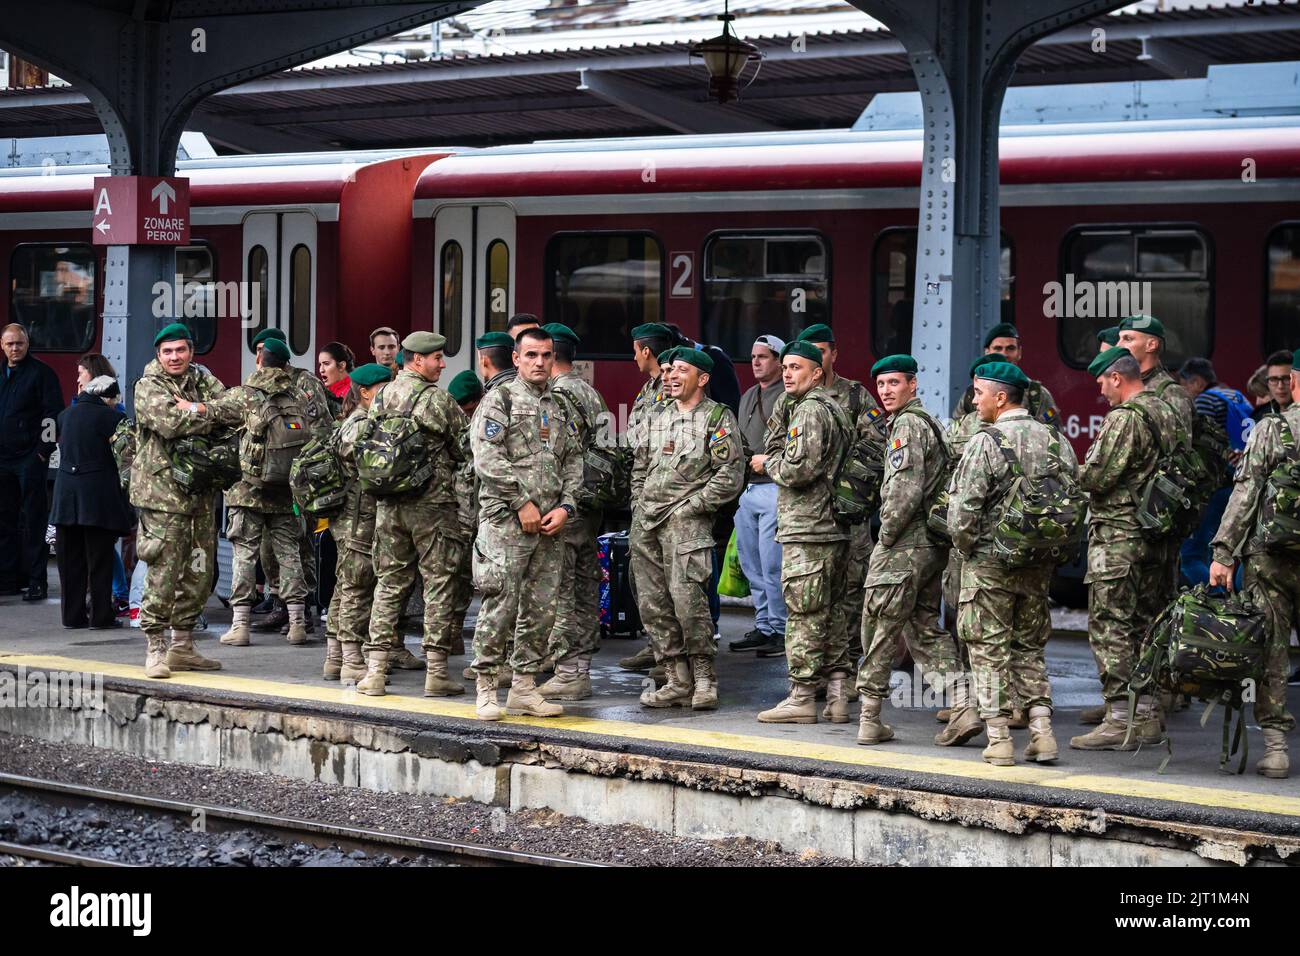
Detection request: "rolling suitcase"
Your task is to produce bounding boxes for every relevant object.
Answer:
[598,531,643,639]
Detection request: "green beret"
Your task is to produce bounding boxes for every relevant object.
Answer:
[969,352,1002,378]
[1292,354,1300,373]
[252,328,287,348]
[631,323,671,343]
[153,322,193,347]
[447,369,483,404]
[1119,314,1165,340]
[779,340,823,365]
[657,347,678,366]
[541,323,579,346]
[672,347,714,373]
[871,354,918,377]
[261,337,290,361]
[982,323,1019,348]
[1088,346,1131,378]
[1097,326,1120,347]
[475,331,514,350]
[796,323,835,345]
[403,331,446,355]
[973,361,1029,391]
[394,350,404,369]
[350,363,391,388]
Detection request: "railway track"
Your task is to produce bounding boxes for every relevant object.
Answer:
[0,772,608,868]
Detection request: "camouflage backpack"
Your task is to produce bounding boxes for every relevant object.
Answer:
[803,390,881,526]
[168,429,241,494]
[355,381,435,496]
[110,417,136,493]
[239,385,311,487]
[1126,584,1267,774]
[985,427,1085,568]
[1126,401,1198,541]
[552,386,632,512]
[289,426,348,517]
[1256,416,1300,555]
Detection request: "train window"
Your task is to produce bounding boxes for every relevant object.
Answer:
[486,239,509,333]
[1265,224,1300,357]
[1058,226,1212,369]
[9,243,96,352]
[544,233,663,357]
[439,240,464,356]
[702,232,828,359]
[245,245,269,351]
[175,244,217,354]
[288,243,311,356]
[872,229,1013,357]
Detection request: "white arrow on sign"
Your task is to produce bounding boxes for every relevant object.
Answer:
[94,220,109,234]
[150,180,176,215]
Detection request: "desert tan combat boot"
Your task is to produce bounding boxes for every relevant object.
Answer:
[538,657,591,701]
[285,602,308,645]
[1132,696,1167,745]
[1069,702,1137,750]
[981,716,1015,766]
[424,649,466,697]
[323,638,342,681]
[1023,705,1058,763]
[690,655,717,711]
[640,658,692,708]
[476,673,502,721]
[1079,703,1106,725]
[935,680,984,746]
[166,630,222,671]
[1256,728,1289,779]
[857,697,894,745]
[356,649,389,697]
[821,674,850,724]
[619,643,656,671]
[390,638,425,670]
[144,632,171,680]
[506,673,564,717]
[219,605,251,646]
[758,682,818,724]
[339,642,367,683]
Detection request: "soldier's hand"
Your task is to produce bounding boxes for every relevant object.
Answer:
[517,501,543,534]
[750,454,767,475]
[1208,560,1235,592]
[540,507,568,536]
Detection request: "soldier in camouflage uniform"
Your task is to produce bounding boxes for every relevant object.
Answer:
[321,363,391,683]
[538,323,610,701]
[476,330,517,394]
[631,347,743,710]
[856,354,981,748]
[132,323,241,679]
[752,340,851,723]
[470,327,584,720]
[947,362,1080,766]
[950,323,1061,429]
[1071,347,1172,750]
[359,331,470,698]
[1207,354,1300,779]
[447,369,484,663]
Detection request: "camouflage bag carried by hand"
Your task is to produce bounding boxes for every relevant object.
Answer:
[289,427,348,516]
[110,417,136,493]
[169,429,241,494]
[355,383,434,496]
[987,429,1086,568]
[1257,417,1300,555]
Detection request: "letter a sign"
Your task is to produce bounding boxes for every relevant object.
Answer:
[92,176,190,246]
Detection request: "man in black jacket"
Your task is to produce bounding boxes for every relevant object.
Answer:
[0,323,64,600]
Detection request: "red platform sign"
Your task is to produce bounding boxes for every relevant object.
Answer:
[91,176,190,246]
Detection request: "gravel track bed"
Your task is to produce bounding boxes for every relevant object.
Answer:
[0,734,861,866]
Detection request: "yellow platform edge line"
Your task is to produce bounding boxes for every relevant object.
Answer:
[4,650,1299,820]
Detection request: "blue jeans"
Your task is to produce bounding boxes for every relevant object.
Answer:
[734,482,787,636]
[111,543,128,601]
[1181,486,1242,589]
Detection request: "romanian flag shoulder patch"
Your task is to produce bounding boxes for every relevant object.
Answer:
[788,425,802,439]
[867,407,883,420]
[890,436,905,450]
[287,422,303,429]
[710,425,729,444]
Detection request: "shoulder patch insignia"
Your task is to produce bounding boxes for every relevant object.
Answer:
[567,418,580,438]
[867,407,883,421]
[709,425,729,445]
[1043,406,1058,423]
[890,436,907,451]
[788,425,802,440]
[888,447,906,470]
[483,418,506,441]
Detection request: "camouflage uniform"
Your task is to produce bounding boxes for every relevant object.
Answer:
[330,407,380,646]
[942,408,986,641]
[856,398,962,699]
[948,409,1079,719]
[448,458,478,649]
[1210,406,1300,733]
[765,385,850,683]
[1078,389,1173,702]
[630,397,744,665]
[366,370,469,656]
[952,378,1060,430]
[1144,364,1197,611]
[471,374,583,675]
[130,360,237,634]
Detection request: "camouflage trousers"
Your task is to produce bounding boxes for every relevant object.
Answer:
[229,507,307,605]
[941,550,973,668]
[548,510,603,662]
[327,511,375,646]
[261,515,317,601]
[630,512,716,663]
[472,515,560,675]
[957,560,1054,720]
[137,505,216,634]
[450,532,474,649]
[1241,551,1299,733]
[367,497,465,656]
[856,541,961,700]
[782,539,850,684]
[1085,534,1165,702]
[840,523,872,662]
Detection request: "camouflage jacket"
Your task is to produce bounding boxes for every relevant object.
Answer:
[369,369,468,510]
[946,408,985,461]
[1211,403,1300,563]
[336,406,378,550]
[1078,389,1167,541]
[472,374,582,525]
[947,408,1079,561]
[129,359,237,515]
[632,396,743,532]
[627,373,670,448]
[484,368,516,393]
[288,365,333,427]
[552,368,612,541]
[768,374,888,480]
[765,385,849,544]
[453,459,479,538]
[1143,365,1195,434]
[952,377,1060,429]
[878,398,949,549]
[217,366,332,512]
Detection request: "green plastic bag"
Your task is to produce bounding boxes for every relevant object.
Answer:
[718,529,750,598]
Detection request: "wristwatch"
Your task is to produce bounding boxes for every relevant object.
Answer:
[560,503,576,519]
[188,402,199,414]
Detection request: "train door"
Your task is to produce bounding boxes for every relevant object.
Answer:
[432,203,515,379]
[241,210,318,381]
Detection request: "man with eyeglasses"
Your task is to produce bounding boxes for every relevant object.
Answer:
[1264,351,1295,415]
